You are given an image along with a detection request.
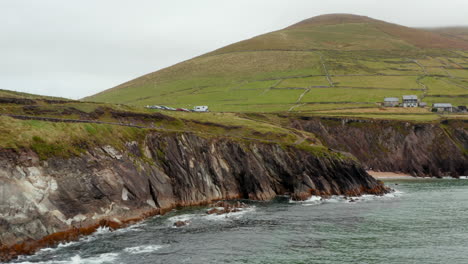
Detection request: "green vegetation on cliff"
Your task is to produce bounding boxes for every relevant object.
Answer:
[0,97,325,160]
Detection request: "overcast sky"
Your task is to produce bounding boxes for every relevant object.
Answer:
[2,0,467,99]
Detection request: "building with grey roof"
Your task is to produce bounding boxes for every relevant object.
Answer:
[433,103,453,112]
[402,95,418,107]
[383,97,400,107]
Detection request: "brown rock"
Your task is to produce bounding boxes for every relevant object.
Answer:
[173,221,189,227]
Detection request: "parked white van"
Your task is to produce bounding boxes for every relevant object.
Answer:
[193,106,209,112]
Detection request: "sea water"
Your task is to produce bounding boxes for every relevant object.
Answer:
[10,178,468,264]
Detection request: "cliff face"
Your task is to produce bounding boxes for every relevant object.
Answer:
[0,132,386,261]
[290,117,468,177]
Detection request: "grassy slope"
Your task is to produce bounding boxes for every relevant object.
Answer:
[427,27,468,42]
[0,89,68,100]
[84,14,468,116]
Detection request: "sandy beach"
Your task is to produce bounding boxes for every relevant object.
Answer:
[367,171,415,179]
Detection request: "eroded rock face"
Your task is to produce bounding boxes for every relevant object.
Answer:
[290,117,468,177]
[0,132,387,260]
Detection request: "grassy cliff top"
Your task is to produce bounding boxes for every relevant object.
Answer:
[0,89,69,100]
[0,98,321,157]
[0,94,465,161]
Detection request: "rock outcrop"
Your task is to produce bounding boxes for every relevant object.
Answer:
[0,131,387,261]
[290,117,468,177]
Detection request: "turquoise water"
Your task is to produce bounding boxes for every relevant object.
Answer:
[11,178,468,264]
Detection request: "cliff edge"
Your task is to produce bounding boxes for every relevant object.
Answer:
[0,131,387,261]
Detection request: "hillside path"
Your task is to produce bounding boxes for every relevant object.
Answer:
[316,52,334,87]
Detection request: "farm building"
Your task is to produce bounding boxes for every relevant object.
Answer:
[419,102,428,108]
[402,95,418,107]
[458,106,467,112]
[433,103,453,112]
[383,97,399,107]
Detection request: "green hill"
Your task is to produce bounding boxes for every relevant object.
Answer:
[85,14,468,113]
[427,27,468,42]
[0,89,68,100]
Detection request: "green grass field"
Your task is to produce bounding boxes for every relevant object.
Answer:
[276,76,330,88]
[302,88,425,103]
[332,76,421,89]
[421,77,468,95]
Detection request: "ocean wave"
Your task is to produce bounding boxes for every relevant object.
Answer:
[291,189,404,206]
[12,226,120,263]
[67,253,119,264]
[347,189,404,202]
[168,214,193,223]
[441,176,468,180]
[114,221,147,234]
[14,252,119,264]
[123,245,164,254]
[204,206,256,221]
[167,206,256,225]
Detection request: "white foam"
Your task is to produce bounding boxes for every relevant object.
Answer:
[14,252,119,264]
[290,195,327,206]
[123,245,164,254]
[338,189,404,204]
[65,252,119,264]
[167,206,255,225]
[204,206,256,221]
[305,196,323,203]
[34,240,79,254]
[168,214,193,223]
[14,225,121,263]
[94,226,112,235]
[291,189,404,206]
[442,176,468,180]
[115,221,146,233]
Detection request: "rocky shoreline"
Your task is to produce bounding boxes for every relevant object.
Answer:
[290,117,468,177]
[0,131,388,262]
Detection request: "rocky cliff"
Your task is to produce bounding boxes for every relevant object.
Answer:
[290,117,468,177]
[0,131,387,261]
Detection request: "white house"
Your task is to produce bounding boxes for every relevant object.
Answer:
[402,95,418,107]
[193,106,209,112]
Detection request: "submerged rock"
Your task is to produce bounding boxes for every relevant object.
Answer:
[173,221,189,227]
[206,201,248,215]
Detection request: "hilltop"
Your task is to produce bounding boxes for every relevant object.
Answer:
[85,14,468,114]
[427,26,468,42]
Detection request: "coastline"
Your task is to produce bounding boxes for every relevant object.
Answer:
[367,171,415,179]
